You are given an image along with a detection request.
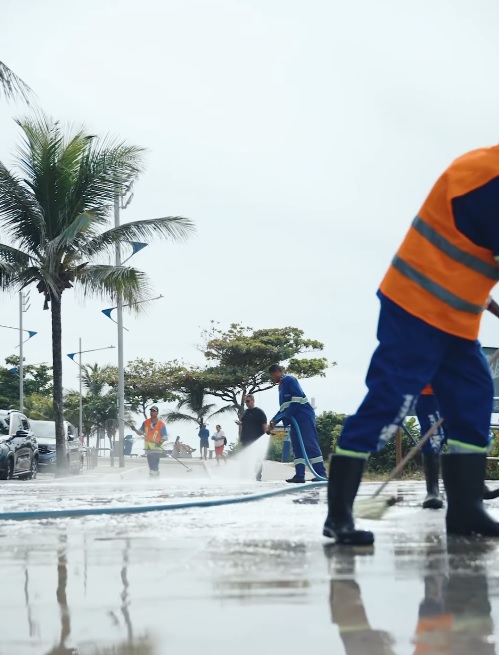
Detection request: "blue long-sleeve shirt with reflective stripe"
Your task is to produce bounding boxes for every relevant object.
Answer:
[272,375,314,424]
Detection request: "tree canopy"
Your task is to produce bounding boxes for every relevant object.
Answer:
[106,358,183,418]
[183,323,332,418]
[0,355,52,409]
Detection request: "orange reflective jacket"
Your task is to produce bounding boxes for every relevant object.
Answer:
[143,418,165,445]
[380,147,499,340]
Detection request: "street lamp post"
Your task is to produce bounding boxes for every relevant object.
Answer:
[18,291,30,412]
[112,185,142,468]
[79,337,83,445]
[114,191,125,468]
[19,292,24,412]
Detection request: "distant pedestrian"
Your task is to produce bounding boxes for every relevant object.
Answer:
[236,394,268,480]
[198,424,210,460]
[212,425,227,465]
[130,405,167,477]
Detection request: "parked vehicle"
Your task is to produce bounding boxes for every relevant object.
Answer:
[31,420,83,473]
[0,410,38,480]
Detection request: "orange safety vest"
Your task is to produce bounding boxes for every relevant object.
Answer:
[421,384,433,395]
[143,418,165,446]
[380,147,499,340]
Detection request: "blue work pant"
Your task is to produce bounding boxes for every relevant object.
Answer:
[338,294,493,455]
[288,412,327,478]
[147,451,161,472]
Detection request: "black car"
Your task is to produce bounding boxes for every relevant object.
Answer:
[31,420,83,473]
[0,410,38,480]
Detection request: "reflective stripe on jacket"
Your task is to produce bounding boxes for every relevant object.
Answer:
[380,147,499,340]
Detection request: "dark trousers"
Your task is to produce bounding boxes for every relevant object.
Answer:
[147,451,160,472]
[338,294,493,454]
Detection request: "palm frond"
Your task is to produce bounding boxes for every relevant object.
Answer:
[0,245,36,292]
[0,243,32,267]
[63,138,144,228]
[80,217,196,259]
[0,261,18,290]
[44,212,94,267]
[164,411,200,425]
[210,404,237,418]
[177,399,217,416]
[74,264,152,307]
[0,163,45,256]
[0,61,32,104]
[13,115,145,238]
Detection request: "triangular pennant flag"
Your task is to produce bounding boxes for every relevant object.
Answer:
[129,241,147,256]
[27,331,37,340]
[67,353,76,361]
[102,308,115,319]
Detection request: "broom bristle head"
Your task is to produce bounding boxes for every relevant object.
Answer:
[354,495,398,520]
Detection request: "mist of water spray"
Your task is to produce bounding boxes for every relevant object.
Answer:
[215,434,271,481]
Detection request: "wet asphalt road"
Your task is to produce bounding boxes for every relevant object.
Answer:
[1,461,499,655]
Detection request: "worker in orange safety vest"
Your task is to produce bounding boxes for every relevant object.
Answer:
[131,405,167,477]
[324,146,499,545]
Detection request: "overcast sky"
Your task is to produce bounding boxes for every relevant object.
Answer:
[2,0,499,446]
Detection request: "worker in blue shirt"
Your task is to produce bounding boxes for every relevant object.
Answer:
[268,364,327,482]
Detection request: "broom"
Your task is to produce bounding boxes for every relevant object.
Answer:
[354,417,445,520]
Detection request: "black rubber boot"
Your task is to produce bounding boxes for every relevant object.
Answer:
[286,475,306,483]
[422,453,444,510]
[442,454,499,537]
[323,456,374,546]
[483,484,499,500]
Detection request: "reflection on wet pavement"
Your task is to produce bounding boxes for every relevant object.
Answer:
[1,478,499,654]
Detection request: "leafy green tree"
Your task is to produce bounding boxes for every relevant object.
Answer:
[0,114,194,470]
[193,323,332,419]
[23,392,55,420]
[0,60,31,103]
[106,358,183,418]
[0,355,52,408]
[315,411,348,459]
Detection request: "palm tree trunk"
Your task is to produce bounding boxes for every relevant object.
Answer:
[51,293,66,472]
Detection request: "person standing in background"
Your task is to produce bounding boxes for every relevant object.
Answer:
[212,425,227,465]
[198,423,210,460]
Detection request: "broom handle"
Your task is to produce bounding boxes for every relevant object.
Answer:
[371,417,445,499]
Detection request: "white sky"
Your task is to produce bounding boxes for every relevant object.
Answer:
[2,0,499,447]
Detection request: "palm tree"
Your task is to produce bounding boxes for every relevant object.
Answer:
[82,362,112,395]
[0,114,194,470]
[0,60,32,103]
[165,377,233,430]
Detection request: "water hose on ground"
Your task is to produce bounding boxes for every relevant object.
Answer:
[0,415,328,521]
[0,481,327,521]
[273,413,328,482]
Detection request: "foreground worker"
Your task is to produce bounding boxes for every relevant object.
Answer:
[324,146,499,545]
[131,405,167,477]
[268,364,327,482]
